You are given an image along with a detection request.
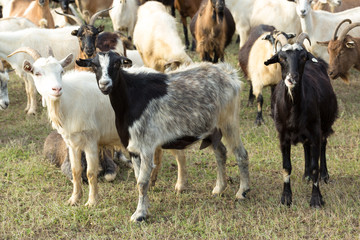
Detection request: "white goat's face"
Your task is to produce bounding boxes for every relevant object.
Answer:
[0,72,9,110]
[296,0,312,18]
[23,55,73,101]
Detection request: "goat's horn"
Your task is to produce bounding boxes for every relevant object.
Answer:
[48,46,54,57]
[89,7,113,25]
[55,10,84,26]
[296,32,311,47]
[274,39,283,52]
[339,22,360,42]
[333,19,352,40]
[7,47,41,61]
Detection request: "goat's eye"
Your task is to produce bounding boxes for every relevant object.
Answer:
[35,72,41,76]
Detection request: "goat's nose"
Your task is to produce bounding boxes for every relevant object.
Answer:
[5,101,9,107]
[301,9,306,14]
[52,87,62,93]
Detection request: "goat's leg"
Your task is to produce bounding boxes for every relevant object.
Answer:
[84,143,99,206]
[247,83,255,107]
[181,17,190,49]
[213,51,219,63]
[22,74,30,113]
[101,149,117,182]
[255,94,264,126]
[171,149,187,193]
[281,141,292,206]
[309,143,324,208]
[27,76,37,115]
[67,147,83,205]
[320,138,329,183]
[131,153,154,222]
[212,142,227,196]
[303,142,311,181]
[150,147,163,187]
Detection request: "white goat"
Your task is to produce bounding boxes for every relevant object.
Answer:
[8,47,123,206]
[0,17,37,31]
[0,61,9,110]
[2,26,79,114]
[290,0,360,62]
[226,0,301,48]
[109,0,138,39]
[133,1,192,72]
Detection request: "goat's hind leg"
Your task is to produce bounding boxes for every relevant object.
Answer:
[211,142,227,196]
[303,142,311,181]
[320,138,329,183]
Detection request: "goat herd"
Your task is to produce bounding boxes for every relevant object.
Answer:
[0,0,359,222]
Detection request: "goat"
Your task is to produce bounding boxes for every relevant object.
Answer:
[44,130,120,183]
[190,0,235,63]
[239,25,296,125]
[8,46,126,207]
[173,0,202,49]
[264,33,338,208]
[77,51,250,222]
[0,61,9,110]
[0,16,37,31]
[51,4,81,27]
[226,0,300,48]
[2,26,79,114]
[133,1,192,72]
[140,0,175,16]
[289,0,360,63]
[317,19,360,83]
[5,0,55,28]
[75,0,112,20]
[109,0,138,40]
[313,0,359,12]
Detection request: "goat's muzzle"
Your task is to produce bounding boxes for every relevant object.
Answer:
[51,87,63,98]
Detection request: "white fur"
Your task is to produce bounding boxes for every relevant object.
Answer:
[0,71,9,110]
[133,1,192,72]
[109,0,138,39]
[226,0,301,48]
[0,17,37,31]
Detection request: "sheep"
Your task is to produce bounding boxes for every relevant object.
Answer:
[317,19,360,83]
[173,0,202,49]
[0,61,9,110]
[2,26,79,114]
[264,33,338,208]
[239,25,296,125]
[313,0,359,13]
[77,50,250,222]
[8,46,124,207]
[5,0,55,28]
[109,0,138,40]
[289,0,360,63]
[133,1,192,72]
[44,130,120,183]
[226,0,301,48]
[190,0,235,63]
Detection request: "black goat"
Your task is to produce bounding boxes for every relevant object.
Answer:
[264,33,338,208]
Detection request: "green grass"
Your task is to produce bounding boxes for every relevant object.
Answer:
[0,14,360,240]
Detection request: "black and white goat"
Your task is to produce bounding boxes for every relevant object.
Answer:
[77,51,250,222]
[264,33,338,208]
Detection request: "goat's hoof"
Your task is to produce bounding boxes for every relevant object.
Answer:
[254,118,264,126]
[130,211,147,222]
[281,191,292,206]
[236,188,250,200]
[175,182,186,194]
[67,196,80,206]
[320,173,329,184]
[302,174,311,182]
[310,195,324,208]
[104,171,117,182]
[212,185,226,197]
[85,199,97,207]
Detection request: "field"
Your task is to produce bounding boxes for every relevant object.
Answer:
[0,15,359,240]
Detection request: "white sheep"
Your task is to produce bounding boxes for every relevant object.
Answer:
[109,0,138,39]
[133,1,192,72]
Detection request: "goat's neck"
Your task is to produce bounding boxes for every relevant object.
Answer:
[299,12,314,37]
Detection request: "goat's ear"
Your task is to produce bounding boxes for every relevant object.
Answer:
[261,34,271,41]
[23,60,34,74]
[316,40,329,46]
[307,52,318,63]
[346,41,356,49]
[287,0,296,2]
[286,33,296,40]
[264,54,279,66]
[164,60,181,71]
[120,56,132,67]
[60,53,73,68]
[71,29,78,36]
[76,58,92,67]
[97,25,105,33]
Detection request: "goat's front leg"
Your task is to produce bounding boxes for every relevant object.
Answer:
[212,142,227,196]
[255,94,264,126]
[131,153,154,222]
[309,142,324,208]
[150,147,163,187]
[27,76,37,115]
[68,147,83,205]
[281,142,292,206]
[84,143,99,206]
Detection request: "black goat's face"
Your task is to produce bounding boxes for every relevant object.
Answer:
[71,25,104,59]
[211,0,225,22]
[60,0,70,12]
[265,44,316,91]
[76,51,132,95]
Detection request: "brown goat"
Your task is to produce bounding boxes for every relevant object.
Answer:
[313,0,360,13]
[7,0,55,28]
[174,0,202,49]
[43,130,120,183]
[75,0,112,20]
[190,0,235,63]
[317,19,360,83]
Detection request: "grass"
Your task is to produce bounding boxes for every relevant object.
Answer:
[0,13,360,240]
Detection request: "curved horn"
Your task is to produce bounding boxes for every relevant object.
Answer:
[7,47,41,61]
[89,7,113,25]
[296,32,311,47]
[339,22,360,41]
[274,39,283,52]
[333,19,352,40]
[55,10,84,26]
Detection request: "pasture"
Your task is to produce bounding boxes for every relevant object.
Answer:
[0,16,359,240]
